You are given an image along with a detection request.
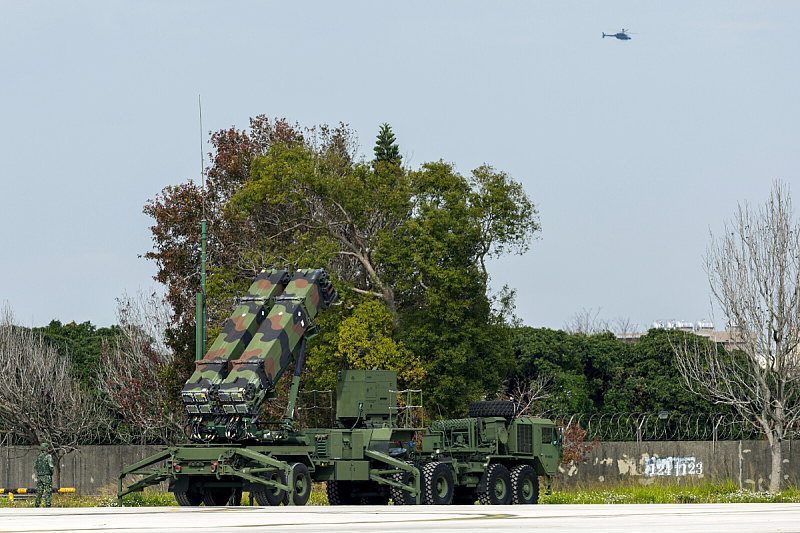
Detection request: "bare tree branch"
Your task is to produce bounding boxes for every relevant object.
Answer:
[96,290,184,445]
[565,307,609,335]
[0,303,104,488]
[672,181,800,492]
[500,375,551,417]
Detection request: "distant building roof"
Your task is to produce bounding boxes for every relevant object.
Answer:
[616,326,745,350]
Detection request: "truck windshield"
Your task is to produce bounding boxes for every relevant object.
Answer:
[542,426,559,445]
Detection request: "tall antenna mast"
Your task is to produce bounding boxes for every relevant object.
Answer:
[195,95,208,361]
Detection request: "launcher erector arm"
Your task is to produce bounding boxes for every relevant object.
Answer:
[181,268,337,438]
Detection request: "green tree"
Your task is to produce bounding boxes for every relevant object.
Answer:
[230,137,411,318]
[511,327,720,415]
[511,327,623,414]
[470,165,539,279]
[373,123,401,164]
[378,161,533,413]
[144,118,538,417]
[35,320,118,386]
[604,329,717,414]
[320,299,423,389]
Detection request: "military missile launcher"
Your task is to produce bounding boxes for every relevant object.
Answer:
[181,268,290,415]
[118,269,561,506]
[215,268,336,416]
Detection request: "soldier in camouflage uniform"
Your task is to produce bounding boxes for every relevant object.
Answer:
[34,442,54,507]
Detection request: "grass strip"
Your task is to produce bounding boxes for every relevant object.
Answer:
[2,481,798,508]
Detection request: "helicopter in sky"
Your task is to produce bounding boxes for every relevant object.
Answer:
[602,29,632,40]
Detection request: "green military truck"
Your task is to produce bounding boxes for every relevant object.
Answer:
[118,269,562,506]
[408,401,562,505]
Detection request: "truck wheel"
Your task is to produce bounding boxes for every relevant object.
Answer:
[175,489,203,506]
[326,480,357,505]
[422,462,454,505]
[284,463,312,506]
[468,401,515,418]
[390,467,418,505]
[510,465,539,504]
[253,470,286,506]
[203,487,233,506]
[479,464,511,505]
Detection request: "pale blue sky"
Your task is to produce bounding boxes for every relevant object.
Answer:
[1,1,798,331]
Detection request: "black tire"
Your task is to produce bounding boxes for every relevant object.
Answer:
[253,469,286,506]
[326,480,358,505]
[390,464,419,505]
[422,462,454,505]
[510,465,539,504]
[203,487,234,506]
[175,489,203,506]
[283,463,312,506]
[479,464,511,505]
[469,401,515,418]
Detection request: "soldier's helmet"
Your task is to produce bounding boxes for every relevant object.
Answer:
[40,442,49,451]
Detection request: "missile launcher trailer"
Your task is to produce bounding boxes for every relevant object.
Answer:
[118,269,562,506]
[118,368,422,506]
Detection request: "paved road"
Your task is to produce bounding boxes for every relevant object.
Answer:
[1,504,799,533]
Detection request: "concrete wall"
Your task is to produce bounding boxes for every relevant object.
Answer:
[558,440,797,492]
[0,441,793,494]
[1,445,165,495]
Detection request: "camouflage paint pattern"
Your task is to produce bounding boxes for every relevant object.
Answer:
[35,475,52,507]
[216,269,337,415]
[182,269,290,414]
[34,450,54,507]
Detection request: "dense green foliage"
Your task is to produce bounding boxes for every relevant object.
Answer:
[513,327,720,415]
[144,117,539,415]
[604,329,720,414]
[35,320,118,386]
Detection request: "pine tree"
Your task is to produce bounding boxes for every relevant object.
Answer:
[373,123,401,164]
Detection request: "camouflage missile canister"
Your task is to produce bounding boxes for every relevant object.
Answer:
[181,269,290,414]
[216,268,337,415]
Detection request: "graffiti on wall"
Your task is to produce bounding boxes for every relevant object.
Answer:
[644,456,704,477]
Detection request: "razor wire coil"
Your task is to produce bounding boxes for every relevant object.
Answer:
[550,412,771,442]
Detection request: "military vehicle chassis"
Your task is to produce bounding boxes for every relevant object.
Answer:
[118,270,561,506]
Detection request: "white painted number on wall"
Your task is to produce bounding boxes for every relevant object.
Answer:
[644,456,703,477]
